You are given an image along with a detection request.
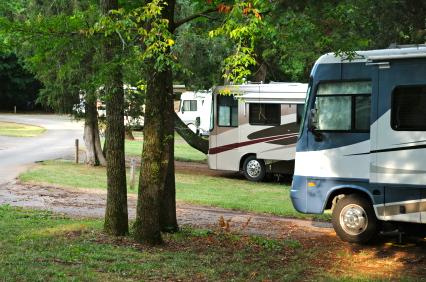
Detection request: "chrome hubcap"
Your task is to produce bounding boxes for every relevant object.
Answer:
[246,160,261,178]
[340,204,368,235]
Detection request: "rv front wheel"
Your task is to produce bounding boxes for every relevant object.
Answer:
[332,194,378,244]
[242,156,265,182]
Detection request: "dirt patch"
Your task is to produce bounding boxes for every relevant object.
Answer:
[0,181,329,238]
[175,161,235,177]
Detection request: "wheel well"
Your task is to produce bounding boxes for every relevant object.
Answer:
[239,153,256,170]
[325,188,372,210]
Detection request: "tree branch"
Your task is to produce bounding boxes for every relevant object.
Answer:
[174,112,208,154]
[172,7,218,30]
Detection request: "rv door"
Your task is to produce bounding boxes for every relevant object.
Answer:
[373,60,426,223]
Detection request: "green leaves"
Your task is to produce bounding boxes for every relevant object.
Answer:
[222,47,256,84]
[93,0,176,72]
[209,1,266,84]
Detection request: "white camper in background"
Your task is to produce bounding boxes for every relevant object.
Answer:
[96,85,145,128]
[208,82,308,181]
[177,91,212,136]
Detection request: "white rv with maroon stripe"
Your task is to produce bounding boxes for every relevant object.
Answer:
[208,82,308,181]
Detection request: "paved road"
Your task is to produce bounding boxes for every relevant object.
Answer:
[0,114,83,184]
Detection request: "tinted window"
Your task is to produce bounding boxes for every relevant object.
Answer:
[218,95,238,127]
[392,85,426,131]
[355,96,371,130]
[315,81,371,131]
[249,104,280,125]
[182,100,197,111]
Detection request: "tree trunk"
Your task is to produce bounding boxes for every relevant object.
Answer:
[101,0,129,236]
[174,112,209,154]
[83,100,107,166]
[160,72,178,233]
[134,67,171,244]
[125,127,135,140]
[134,0,178,244]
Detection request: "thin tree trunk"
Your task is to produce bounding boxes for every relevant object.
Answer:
[101,0,128,236]
[174,112,209,154]
[125,127,135,140]
[83,99,106,166]
[83,113,97,165]
[94,117,107,166]
[103,137,107,159]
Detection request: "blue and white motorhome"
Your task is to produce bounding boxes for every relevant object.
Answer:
[291,46,426,243]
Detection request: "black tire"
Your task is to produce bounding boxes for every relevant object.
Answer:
[242,156,266,182]
[332,194,378,244]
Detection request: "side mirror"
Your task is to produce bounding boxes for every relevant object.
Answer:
[308,108,323,142]
[308,109,318,131]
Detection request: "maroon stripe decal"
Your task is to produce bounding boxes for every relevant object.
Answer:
[208,133,298,155]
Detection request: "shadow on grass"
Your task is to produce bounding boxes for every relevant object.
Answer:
[315,231,426,280]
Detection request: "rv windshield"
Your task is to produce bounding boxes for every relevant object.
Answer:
[314,81,371,132]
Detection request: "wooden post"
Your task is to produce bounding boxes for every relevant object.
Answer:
[14,106,16,114]
[129,158,136,190]
[75,139,79,164]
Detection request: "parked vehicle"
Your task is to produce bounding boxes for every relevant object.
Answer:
[291,46,426,243]
[176,91,212,136]
[208,82,308,181]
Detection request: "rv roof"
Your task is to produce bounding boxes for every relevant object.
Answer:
[214,83,308,104]
[317,46,426,65]
[180,91,211,100]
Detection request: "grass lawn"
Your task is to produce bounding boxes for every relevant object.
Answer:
[125,132,207,163]
[0,121,45,137]
[0,205,317,281]
[19,160,330,220]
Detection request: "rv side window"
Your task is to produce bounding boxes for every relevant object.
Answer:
[218,95,238,127]
[249,104,280,126]
[315,81,371,132]
[392,85,426,131]
[182,100,197,111]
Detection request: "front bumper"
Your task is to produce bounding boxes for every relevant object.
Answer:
[290,175,308,213]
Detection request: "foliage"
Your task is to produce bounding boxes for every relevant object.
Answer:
[1,3,102,113]
[1,0,425,101]
[254,0,426,82]
[1,0,176,116]
[0,53,42,111]
[173,1,232,89]
[93,1,175,72]
[209,1,265,83]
